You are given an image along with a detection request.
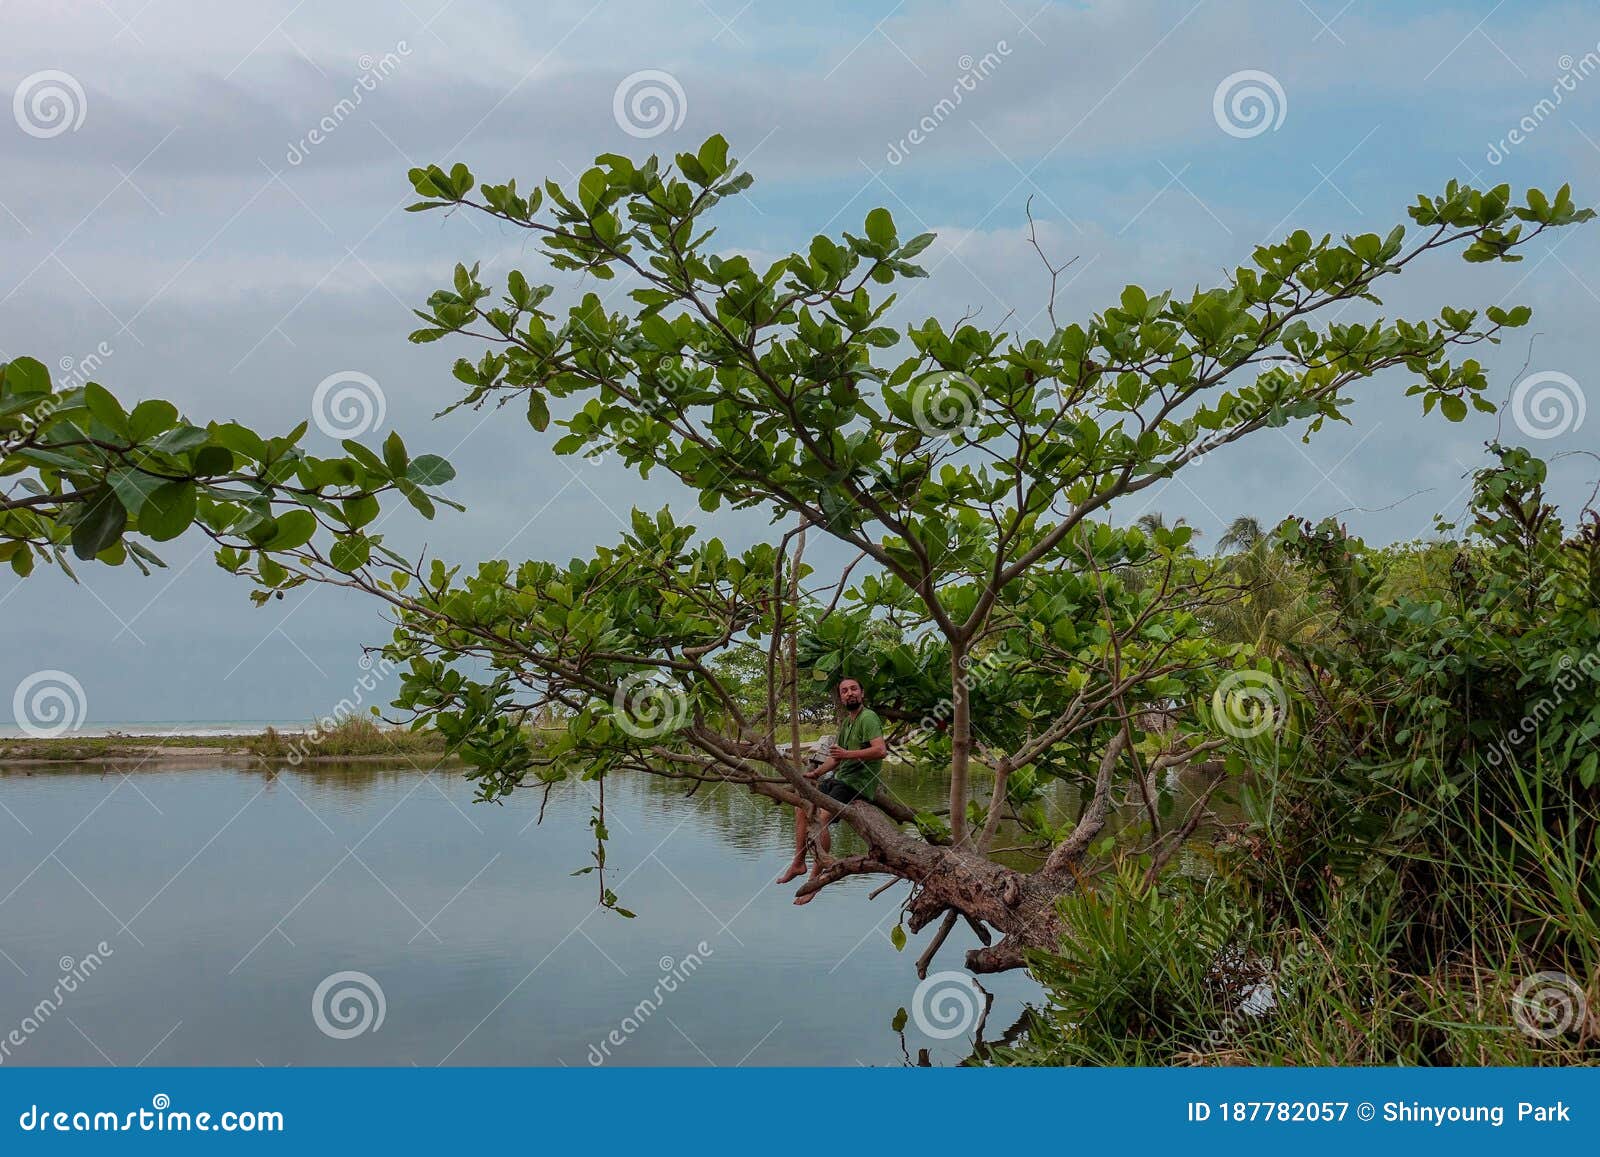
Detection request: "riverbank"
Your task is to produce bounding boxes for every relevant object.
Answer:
[0,721,847,771]
[0,718,454,767]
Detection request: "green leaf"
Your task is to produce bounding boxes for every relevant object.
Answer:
[192,444,235,475]
[382,430,409,476]
[394,478,436,519]
[697,134,730,181]
[526,391,550,432]
[865,207,896,247]
[70,489,128,560]
[262,509,317,552]
[138,480,198,542]
[211,422,268,461]
[128,399,179,442]
[578,167,607,214]
[407,454,455,487]
[152,424,211,455]
[341,439,388,475]
[105,467,165,516]
[329,534,371,573]
[342,493,380,529]
[257,553,287,587]
[890,923,907,951]
[2,355,52,397]
[83,383,130,435]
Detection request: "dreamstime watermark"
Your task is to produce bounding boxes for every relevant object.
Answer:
[285,42,411,165]
[1,343,114,455]
[612,672,689,739]
[17,1095,284,1134]
[1212,70,1287,139]
[12,70,87,139]
[909,970,983,1040]
[278,651,409,767]
[613,70,687,139]
[587,414,645,468]
[11,670,88,739]
[311,970,385,1039]
[587,361,698,467]
[1199,937,1315,1054]
[1210,669,1286,739]
[1184,392,1280,467]
[1511,970,1590,1041]
[586,942,713,1064]
[1482,648,1600,770]
[0,942,113,1065]
[892,643,1014,755]
[885,41,1012,165]
[1508,370,1585,440]
[311,370,386,439]
[56,342,114,391]
[1486,46,1600,165]
[908,370,981,443]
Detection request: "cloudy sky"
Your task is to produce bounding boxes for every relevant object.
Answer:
[3,0,1598,724]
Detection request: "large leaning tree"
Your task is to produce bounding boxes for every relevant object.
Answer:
[6,135,1588,975]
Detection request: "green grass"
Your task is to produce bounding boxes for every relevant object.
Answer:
[997,754,1600,1068]
[0,732,243,762]
[247,718,449,759]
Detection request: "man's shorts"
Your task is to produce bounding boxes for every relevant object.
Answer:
[818,777,865,822]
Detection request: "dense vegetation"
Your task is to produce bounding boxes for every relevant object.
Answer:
[1005,447,1600,1063]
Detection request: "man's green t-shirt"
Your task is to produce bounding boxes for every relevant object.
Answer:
[832,708,885,797]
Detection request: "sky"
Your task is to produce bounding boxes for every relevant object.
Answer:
[2,0,1598,724]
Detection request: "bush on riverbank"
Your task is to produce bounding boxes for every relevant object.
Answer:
[1005,450,1600,1066]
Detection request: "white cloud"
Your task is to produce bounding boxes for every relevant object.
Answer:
[5,0,1600,718]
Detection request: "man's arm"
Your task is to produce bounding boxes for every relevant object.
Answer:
[805,753,840,780]
[832,736,887,762]
[803,742,884,779]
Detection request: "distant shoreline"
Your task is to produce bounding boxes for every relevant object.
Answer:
[0,722,456,768]
[0,721,316,741]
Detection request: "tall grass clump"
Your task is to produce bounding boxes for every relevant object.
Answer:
[248,717,448,759]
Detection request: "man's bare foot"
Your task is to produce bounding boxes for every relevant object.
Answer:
[775,860,807,884]
[792,872,823,905]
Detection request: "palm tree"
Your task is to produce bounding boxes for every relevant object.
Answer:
[1208,515,1323,653]
[1134,512,1199,540]
[1218,515,1265,554]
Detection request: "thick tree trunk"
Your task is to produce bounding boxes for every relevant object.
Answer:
[786,519,806,763]
[756,711,1091,975]
[784,779,1076,974]
[948,642,971,845]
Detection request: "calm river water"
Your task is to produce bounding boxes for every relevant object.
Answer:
[0,761,1048,1066]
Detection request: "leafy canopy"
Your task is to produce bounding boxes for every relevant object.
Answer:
[384,136,1588,821]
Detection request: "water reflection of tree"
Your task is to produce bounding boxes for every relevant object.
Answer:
[633,758,1230,875]
[239,762,442,793]
[890,983,1042,1068]
[228,755,1231,872]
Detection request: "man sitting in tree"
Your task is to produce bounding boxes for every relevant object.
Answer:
[777,677,887,904]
